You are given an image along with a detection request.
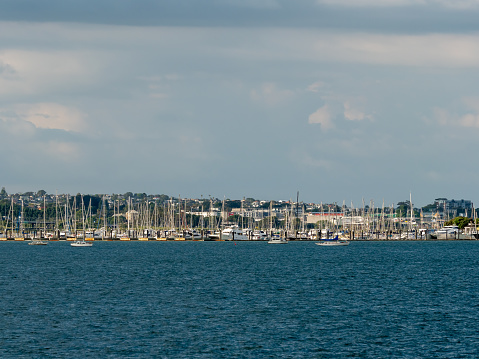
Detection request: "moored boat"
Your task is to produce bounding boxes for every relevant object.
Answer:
[316,235,350,246]
[221,226,248,241]
[29,238,48,245]
[71,239,93,247]
[268,237,288,244]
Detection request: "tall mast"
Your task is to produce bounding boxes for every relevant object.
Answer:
[127,196,131,235]
[73,196,77,233]
[43,195,46,238]
[55,191,58,233]
[65,194,69,233]
[296,191,299,233]
[102,195,106,240]
[410,191,413,232]
[269,200,273,236]
[11,197,14,236]
[21,199,24,236]
[81,194,85,236]
[241,198,244,230]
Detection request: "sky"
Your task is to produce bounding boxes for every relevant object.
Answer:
[1,0,479,207]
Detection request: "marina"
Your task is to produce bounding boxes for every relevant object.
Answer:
[1,192,478,242]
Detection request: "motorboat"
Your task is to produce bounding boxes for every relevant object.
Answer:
[206,230,221,241]
[222,226,249,241]
[316,235,350,246]
[184,230,202,240]
[29,238,48,245]
[252,230,268,241]
[71,239,93,247]
[268,236,288,244]
[435,225,460,239]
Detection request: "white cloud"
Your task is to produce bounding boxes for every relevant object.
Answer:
[343,101,372,121]
[250,83,294,106]
[204,29,479,69]
[308,105,333,130]
[0,60,16,78]
[0,48,106,97]
[298,153,332,169]
[458,97,479,128]
[0,115,36,137]
[459,113,479,128]
[432,100,479,129]
[139,74,180,99]
[316,0,479,8]
[15,103,87,132]
[307,81,324,93]
[313,33,479,68]
[432,107,451,126]
[317,0,424,6]
[428,0,479,8]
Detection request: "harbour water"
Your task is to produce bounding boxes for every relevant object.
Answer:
[1,241,479,358]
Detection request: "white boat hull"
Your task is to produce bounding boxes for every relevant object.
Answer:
[268,238,288,244]
[222,227,249,241]
[29,240,48,245]
[316,240,350,246]
[71,241,93,247]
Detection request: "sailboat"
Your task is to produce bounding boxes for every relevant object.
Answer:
[316,235,349,246]
[71,237,93,247]
[29,197,48,245]
[267,201,288,243]
[268,234,288,244]
[71,195,92,247]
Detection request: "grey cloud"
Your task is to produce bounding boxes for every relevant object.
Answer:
[0,61,16,77]
[1,0,478,34]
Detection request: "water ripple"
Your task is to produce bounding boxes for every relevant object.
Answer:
[1,241,479,358]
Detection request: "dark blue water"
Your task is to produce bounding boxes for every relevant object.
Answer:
[1,241,479,358]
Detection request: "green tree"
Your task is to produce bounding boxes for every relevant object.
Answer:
[396,201,410,217]
[444,216,472,229]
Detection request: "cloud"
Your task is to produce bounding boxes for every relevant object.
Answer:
[0,60,16,77]
[250,83,294,106]
[298,154,332,169]
[0,115,36,137]
[459,113,479,128]
[316,0,424,6]
[432,100,479,129]
[139,74,181,100]
[15,103,88,132]
[308,105,333,130]
[343,101,372,121]
[43,141,81,162]
[313,33,479,68]
[437,0,479,9]
[0,0,478,33]
[307,81,324,93]
[0,48,106,97]
[149,92,169,99]
[316,0,479,8]
[457,97,479,128]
